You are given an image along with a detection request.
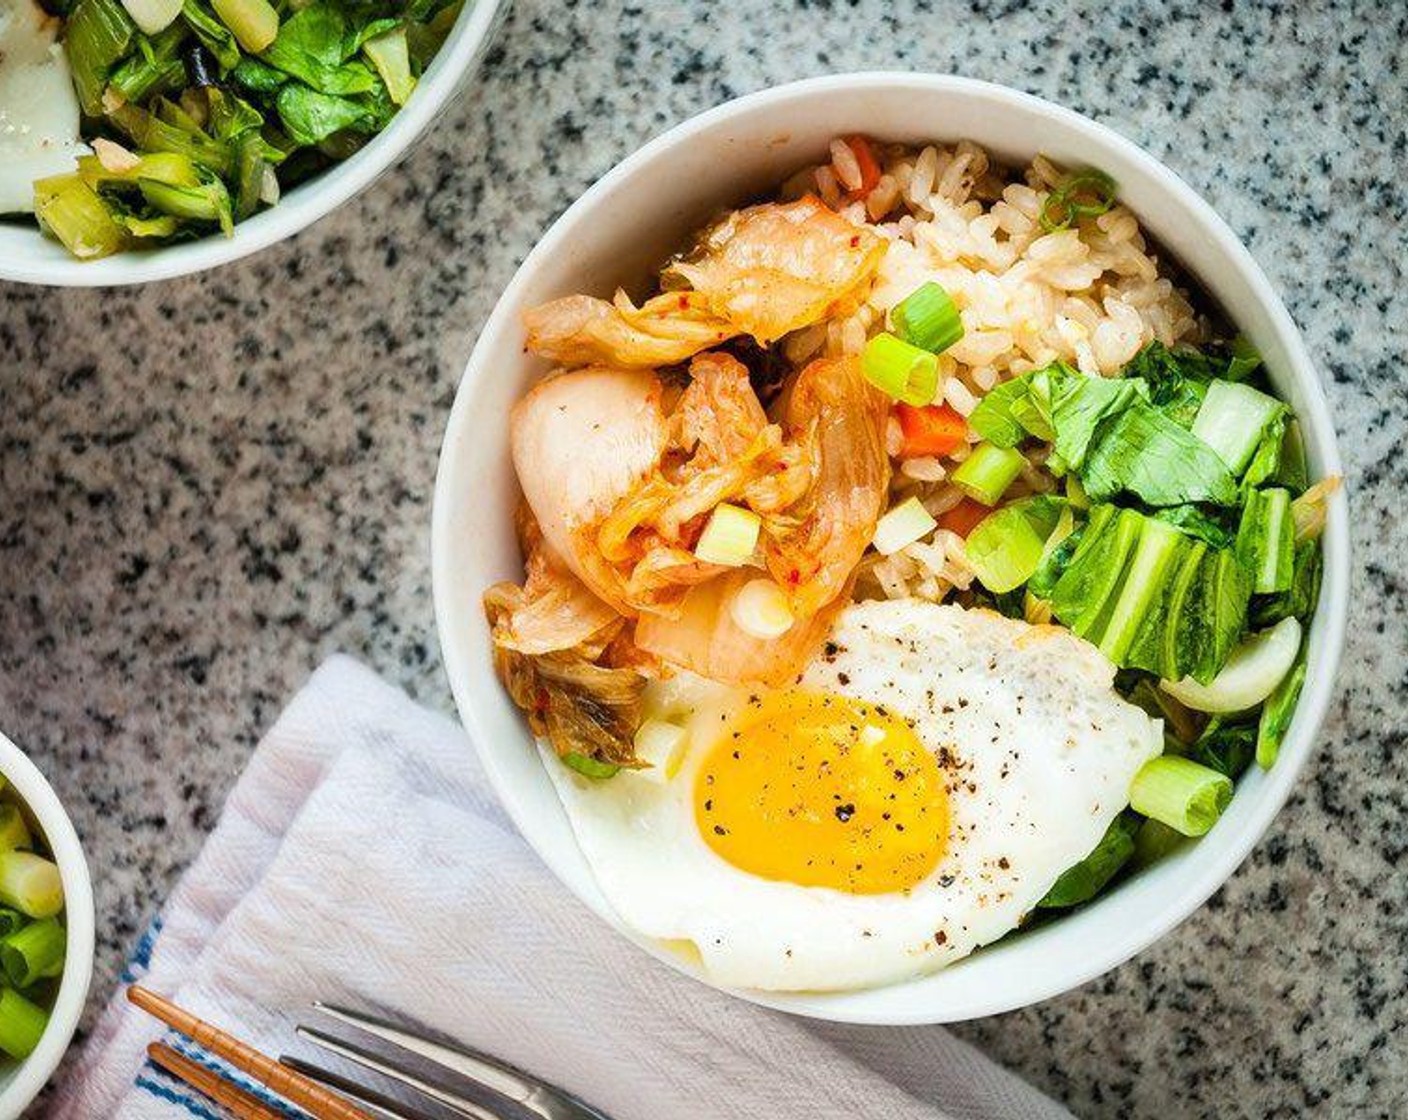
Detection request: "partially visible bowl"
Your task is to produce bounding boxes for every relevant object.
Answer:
[431,73,1350,1024]
[0,731,94,1115]
[0,0,507,288]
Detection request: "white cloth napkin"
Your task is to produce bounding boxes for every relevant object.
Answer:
[48,656,1070,1120]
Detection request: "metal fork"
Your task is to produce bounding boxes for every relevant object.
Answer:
[282,1003,615,1120]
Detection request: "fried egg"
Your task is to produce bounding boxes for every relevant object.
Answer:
[544,599,1162,992]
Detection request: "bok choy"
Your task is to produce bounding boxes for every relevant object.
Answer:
[23,0,461,259]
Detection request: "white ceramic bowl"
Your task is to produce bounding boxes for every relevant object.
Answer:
[0,0,506,288]
[432,73,1350,1024]
[0,731,94,1113]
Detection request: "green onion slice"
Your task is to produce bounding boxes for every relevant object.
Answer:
[891,282,965,355]
[950,443,1027,506]
[1129,755,1233,837]
[862,333,940,406]
[562,753,620,780]
[1039,168,1117,232]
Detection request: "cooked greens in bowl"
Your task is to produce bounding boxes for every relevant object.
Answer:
[0,0,462,260]
[0,781,67,1064]
[472,132,1341,994]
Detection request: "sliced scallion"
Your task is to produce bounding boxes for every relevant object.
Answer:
[950,443,1026,506]
[891,282,964,355]
[1129,755,1233,837]
[210,0,280,52]
[872,496,937,556]
[0,989,48,1060]
[861,333,940,406]
[694,504,761,567]
[562,753,619,780]
[1039,169,1117,232]
[0,852,63,919]
[632,720,689,782]
[0,806,31,854]
[729,578,795,639]
[0,918,67,988]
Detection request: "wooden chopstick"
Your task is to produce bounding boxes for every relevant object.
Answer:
[147,1043,287,1120]
[128,985,378,1120]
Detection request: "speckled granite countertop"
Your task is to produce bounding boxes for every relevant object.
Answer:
[1,1,1403,1116]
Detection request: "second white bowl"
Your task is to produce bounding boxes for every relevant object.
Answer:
[0,731,94,1114]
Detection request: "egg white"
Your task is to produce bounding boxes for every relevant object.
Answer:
[544,599,1162,992]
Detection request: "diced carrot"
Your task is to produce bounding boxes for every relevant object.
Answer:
[844,134,882,197]
[895,402,968,458]
[938,498,991,539]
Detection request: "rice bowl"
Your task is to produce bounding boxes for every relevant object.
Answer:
[432,73,1349,1023]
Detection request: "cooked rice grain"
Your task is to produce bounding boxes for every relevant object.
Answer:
[807,137,1204,605]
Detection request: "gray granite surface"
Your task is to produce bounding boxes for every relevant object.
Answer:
[1,0,1404,1116]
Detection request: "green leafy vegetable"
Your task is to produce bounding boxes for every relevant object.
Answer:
[65,0,137,114]
[1252,538,1322,628]
[1078,402,1239,507]
[1180,548,1254,684]
[1049,373,1145,471]
[1255,648,1306,770]
[274,85,381,145]
[1126,537,1206,681]
[181,0,242,68]
[1048,506,1143,640]
[1094,516,1187,664]
[1188,718,1257,779]
[1151,504,1237,549]
[362,25,416,106]
[262,4,380,95]
[1236,487,1295,595]
[1191,380,1286,476]
[1038,813,1139,908]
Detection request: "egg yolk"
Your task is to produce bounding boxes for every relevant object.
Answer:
[694,690,948,894]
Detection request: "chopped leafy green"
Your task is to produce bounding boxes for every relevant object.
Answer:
[1078,401,1239,507]
[1256,647,1307,769]
[1188,718,1257,779]
[181,0,242,69]
[967,375,1034,448]
[1180,548,1254,684]
[1049,506,1143,640]
[1038,813,1139,909]
[1191,380,1285,476]
[1127,538,1206,681]
[262,4,381,95]
[1236,487,1295,595]
[1094,517,1188,664]
[1152,504,1237,549]
[1050,374,1145,471]
[64,0,137,114]
[1241,418,1283,490]
[1252,538,1322,628]
[274,84,381,145]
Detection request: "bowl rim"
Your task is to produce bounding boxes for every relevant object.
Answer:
[0,0,505,288]
[0,730,95,1112]
[432,71,1350,1024]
